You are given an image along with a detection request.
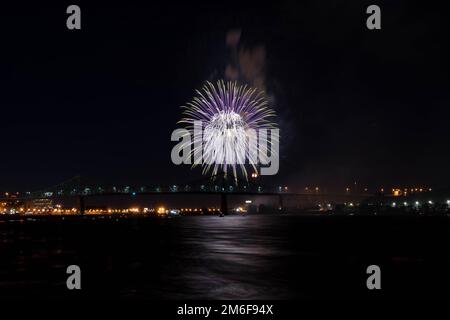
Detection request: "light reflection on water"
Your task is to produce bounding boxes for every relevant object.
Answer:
[159,216,293,299]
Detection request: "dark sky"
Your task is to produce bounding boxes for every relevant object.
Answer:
[0,1,449,192]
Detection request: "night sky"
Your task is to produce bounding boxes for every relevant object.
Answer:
[0,1,449,192]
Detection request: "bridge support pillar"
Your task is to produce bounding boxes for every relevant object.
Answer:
[220,193,228,215]
[278,194,284,213]
[78,195,85,215]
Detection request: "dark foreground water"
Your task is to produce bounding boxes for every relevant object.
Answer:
[1,214,450,299]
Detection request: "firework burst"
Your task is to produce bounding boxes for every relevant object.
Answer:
[179,80,278,182]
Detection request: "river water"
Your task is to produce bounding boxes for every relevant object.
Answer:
[1,214,449,299]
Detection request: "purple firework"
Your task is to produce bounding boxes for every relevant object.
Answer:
[178,80,278,181]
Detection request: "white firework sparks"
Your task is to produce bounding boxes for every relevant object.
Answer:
[179,80,278,182]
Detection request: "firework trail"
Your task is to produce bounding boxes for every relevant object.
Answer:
[179,80,278,182]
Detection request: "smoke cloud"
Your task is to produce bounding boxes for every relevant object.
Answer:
[224,29,267,92]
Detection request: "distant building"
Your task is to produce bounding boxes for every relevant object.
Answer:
[29,198,53,209]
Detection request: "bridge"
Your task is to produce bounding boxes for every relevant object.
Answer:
[0,175,371,214]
